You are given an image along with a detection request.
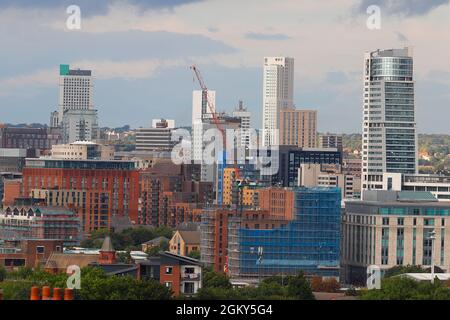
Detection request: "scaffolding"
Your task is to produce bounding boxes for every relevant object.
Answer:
[228,187,342,280]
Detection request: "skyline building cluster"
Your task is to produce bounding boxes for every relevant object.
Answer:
[1,45,450,296]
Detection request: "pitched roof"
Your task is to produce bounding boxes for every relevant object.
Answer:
[178,231,200,245]
[45,253,99,270]
[159,251,201,266]
[101,236,114,252]
[142,236,169,245]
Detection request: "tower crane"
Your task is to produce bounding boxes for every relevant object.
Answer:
[190,65,244,208]
[190,65,225,140]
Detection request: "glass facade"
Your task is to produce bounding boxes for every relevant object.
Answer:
[228,187,341,278]
[26,159,135,170]
[362,48,417,190]
[275,147,342,187]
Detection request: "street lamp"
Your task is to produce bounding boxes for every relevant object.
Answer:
[429,230,436,284]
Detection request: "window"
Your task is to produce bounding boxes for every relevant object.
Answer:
[165,266,173,275]
[184,282,195,294]
[165,282,172,289]
[5,259,25,267]
[185,267,195,274]
[36,246,45,254]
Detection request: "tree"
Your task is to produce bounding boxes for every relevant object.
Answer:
[286,273,315,300]
[202,270,232,289]
[145,241,169,257]
[80,226,174,251]
[361,277,450,300]
[77,267,172,300]
[384,265,427,278]
[0,266,172,300]
[187,250,201,260]
[0,266,6,282]
[116,251,132,264]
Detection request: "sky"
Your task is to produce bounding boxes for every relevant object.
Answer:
[0,0,449,134]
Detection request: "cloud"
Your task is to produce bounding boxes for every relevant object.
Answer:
[356,0,450,17]
[325,71,350,85]
[395,31,409,42]
[0,28,237,77]
[0,58,187,96]
[0,0,204,16]
[244,32,291,41]
[0,68,58,96]
[207,27,220,33]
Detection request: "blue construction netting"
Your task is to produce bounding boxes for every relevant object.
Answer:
[234,187,341,278]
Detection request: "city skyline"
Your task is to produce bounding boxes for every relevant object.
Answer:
[1,0,450,134]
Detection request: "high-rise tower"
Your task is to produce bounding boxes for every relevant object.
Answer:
[58,64,98,143]
[362,48,417,191]
[262,57,294,147]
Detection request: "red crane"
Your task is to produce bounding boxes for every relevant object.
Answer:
[190,65,241,184]
[190,65,225,139]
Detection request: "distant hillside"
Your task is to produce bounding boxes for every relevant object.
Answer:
[341,133,450,174]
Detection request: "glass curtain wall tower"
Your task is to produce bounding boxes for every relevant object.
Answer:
[362,48,418,191]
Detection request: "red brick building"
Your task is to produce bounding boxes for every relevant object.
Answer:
[22,158,139,235]
[138,165,212,228]
[200,208,290,273]
[140,252,202,297]
[0,239,64,271]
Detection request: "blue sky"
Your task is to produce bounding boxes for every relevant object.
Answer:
[0,0,449,133]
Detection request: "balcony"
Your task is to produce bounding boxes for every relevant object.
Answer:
[182,273,201,281]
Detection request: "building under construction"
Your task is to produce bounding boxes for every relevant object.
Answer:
[228,187,342,280]
[201,187,342,280]
[0,206,81,246]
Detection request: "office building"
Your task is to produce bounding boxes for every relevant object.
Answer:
[232,101,252,149]
[342,190,450,284]
[262,57,294,147]
[319,134,343,150]
[0,148,28,173]
[382,172,450,202]
[280,108,317,148]
[200,116,241,183]
[299,163,361,199]
[227,187,341,279]
[61,109,99,143]
[51,141,114,160]
[0,126,62,152]
[362,48,417,191]
[192,90,216,163]
[50,111,60,128]
[136,119,177,152]
[57,64,99,143]
[58,64,94,121]
[274,146,342,187]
